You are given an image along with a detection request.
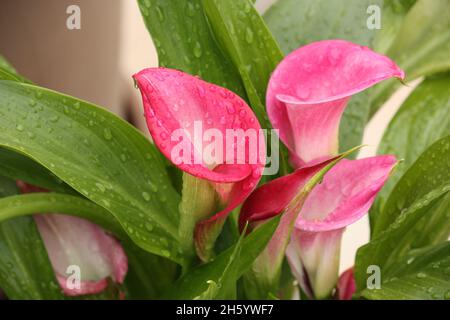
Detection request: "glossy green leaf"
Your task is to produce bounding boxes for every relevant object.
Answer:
[201,0,291,176]
[355,136,450,291]
[361,242,450,300]
[370,74,450,232]
[202,0,283,128]
[372,0,417,54]
[138,0,290,173]
[0,56,74,194]
[167,216,279,299]
[263,0,381,155]
[264,0,380,54]
[0,54,31,83]
[0,55,15,73]
[0,80,184,264]
[0,176,64,299]
[0,193,125,238]
[124,245,179,299]
[369,0,450,116]
[0,191,179,300]
[137,0,246,98]
[195,226,247,300]
[0,148,75,194]
[0,216,64,299]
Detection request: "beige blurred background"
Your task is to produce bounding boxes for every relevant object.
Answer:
[0,0,419,272]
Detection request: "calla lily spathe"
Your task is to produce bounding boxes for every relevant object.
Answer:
[267,40,404,167]
[17,182,128,296]
[336,267,356,300]
[133,68,265,261]
[240,156,397,298]
[240,40,403,298]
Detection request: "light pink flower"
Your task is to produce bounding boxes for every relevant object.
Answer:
[17,182,128,296]
[266,40,404,168]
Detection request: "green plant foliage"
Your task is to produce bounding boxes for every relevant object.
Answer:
[0,176,63,299]
[167,217,279,299]
[0,80,184,264]
[369,0,450,116]
[361,242,450,300]
[370,74,450,232]
[355,136,450,292]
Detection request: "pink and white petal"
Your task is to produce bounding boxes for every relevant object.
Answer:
[267,40,404,167]
[288,228,344,299]
[133,67,265,183]
[279,96,349,167]
[238,157,339,231]
[297,155,397,232]
[238,158,341,287]
[336,267,356,300]
[57,275,109,297]
[35,214,128,296]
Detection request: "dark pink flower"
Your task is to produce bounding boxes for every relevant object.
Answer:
[133,68,265,260]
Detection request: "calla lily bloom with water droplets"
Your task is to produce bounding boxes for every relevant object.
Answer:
[266,40,404,168]
[240,40,403,298]
[133,68,265,261]
[17,182,128,297]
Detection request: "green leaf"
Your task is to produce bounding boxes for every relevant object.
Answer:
[138,0,290,174]
[369,0,450,116]
[0,176,64,299]
[0,191,180,300]
[264,0,380,54]
[0,216,64,299]
[0,147,75,194]
[201,0,292,176]
[0,81,183,264]
[370,74,450,232]
[0,193,125,238]
[244,146,362,299]
[195,226,247,300]
[263,0,381,156]
[124,245,179,299]
[361,242,450,300]
[0,55,16,73]
[0,54,31,83]
[355,136,450,291]
[167,216,280,299]
[201,0,283,129]
[372,0,417,54]
[137,0,246,98]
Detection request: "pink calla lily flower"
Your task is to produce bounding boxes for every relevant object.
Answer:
[336,267,356,300]
[240,40,403,298]
[240,156,397,298]
[266,40,404,168]
[17,182,128,296]
[133,68,265,261]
